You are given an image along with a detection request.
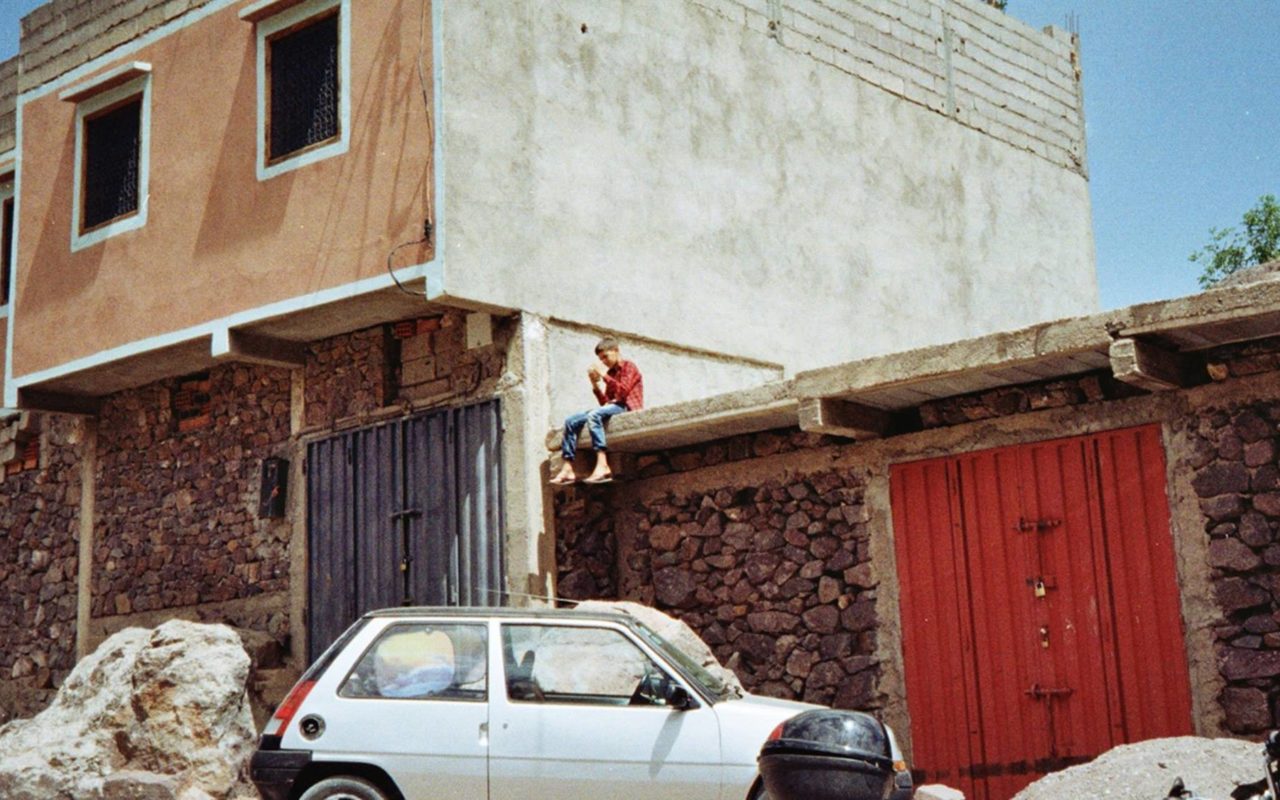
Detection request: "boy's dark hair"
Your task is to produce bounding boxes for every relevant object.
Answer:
[595,337,620,354]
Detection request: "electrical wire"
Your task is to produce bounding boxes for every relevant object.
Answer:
[385,0,436,298]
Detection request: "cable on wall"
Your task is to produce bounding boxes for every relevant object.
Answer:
[385,0,436,298]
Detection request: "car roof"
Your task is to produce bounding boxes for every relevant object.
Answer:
[360,605,639,626]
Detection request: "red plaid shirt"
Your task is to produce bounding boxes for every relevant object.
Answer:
[594,359,644,411]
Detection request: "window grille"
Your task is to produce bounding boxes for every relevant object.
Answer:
[269,12,339,161]
[83,98,142,230]
[1,196,11,306]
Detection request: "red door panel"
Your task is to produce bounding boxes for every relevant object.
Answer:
[891,426,1193,800]
[891,459,982,788]
[1092,428,1195,741]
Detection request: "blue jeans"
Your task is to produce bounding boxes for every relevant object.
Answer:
[562,403,626,461]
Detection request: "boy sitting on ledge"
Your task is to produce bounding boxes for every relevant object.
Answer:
[550,337,644,485]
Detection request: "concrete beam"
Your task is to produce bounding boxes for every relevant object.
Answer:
[212,329,307,369]
[1118,278,1280,341]
[798,398,893,440]
[1109,338,1192,392]
[17,388,102,416]
[793,313,1113,401]
[546,382,798,454]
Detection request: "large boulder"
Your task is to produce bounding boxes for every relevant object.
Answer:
[1013,736,1263,800]
[576,599,745,697]
[0,620,258,800]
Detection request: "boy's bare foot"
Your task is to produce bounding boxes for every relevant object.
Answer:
[549,464,577,485]
[583,471,613,484]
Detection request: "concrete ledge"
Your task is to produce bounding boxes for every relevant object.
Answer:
[541,280,1280,458]
[546,381,797,454]
[792,312,1115,402]
[1115,279,1280,349]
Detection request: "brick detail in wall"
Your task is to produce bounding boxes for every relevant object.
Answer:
[394,312,509,407]
[0,415,82,716]
[558,467,883,710]
[692,0,1085,173]
[303,313,511,430]
[94,364,292,618]
[1181,398,1280,734]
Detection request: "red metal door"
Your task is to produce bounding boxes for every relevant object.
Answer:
[891,426,1193,800]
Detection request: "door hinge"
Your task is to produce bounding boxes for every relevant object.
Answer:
[1014,517,1062,533]
[1025,683,1074,700]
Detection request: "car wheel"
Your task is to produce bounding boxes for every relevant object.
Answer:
[299,776,390,800]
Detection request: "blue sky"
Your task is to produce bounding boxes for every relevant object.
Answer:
[1,0,1276,310]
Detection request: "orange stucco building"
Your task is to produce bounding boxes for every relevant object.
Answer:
[9,0,434,405]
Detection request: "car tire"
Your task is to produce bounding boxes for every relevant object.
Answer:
[299,776,390,800]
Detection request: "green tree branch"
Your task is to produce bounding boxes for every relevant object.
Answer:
[1190,194,1280,288]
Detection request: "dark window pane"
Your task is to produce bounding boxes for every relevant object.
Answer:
[1,197,12,305]
[269,13,339,161]
[83,98,142,230]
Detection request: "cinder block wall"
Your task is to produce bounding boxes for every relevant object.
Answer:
[701,0,1086,172]
[0,57,15,153]
[16,0,220,92]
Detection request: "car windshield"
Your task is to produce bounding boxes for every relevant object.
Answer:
[631,621,739,701]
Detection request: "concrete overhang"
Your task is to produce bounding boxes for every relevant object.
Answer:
[13,281,509,413]
[545,381,799,454]
[548,278,1280,455]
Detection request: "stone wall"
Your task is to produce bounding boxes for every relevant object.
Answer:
[553,338,1280,743]
[0,414,83,719]
[304,326,396,429]
[917,370,1145,428]
[1186,337,1280,733]
[94,364,292,621]
[631,429,842,480]
[559,437,884,711]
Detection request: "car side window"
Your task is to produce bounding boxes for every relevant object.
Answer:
[502,624,677,707]
[340,623,487,701]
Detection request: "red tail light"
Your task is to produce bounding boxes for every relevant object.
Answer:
[262,679,316,738]
[767,722,785,741]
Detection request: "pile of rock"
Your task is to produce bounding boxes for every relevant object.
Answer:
[577,599,745,696]
[1012,736,1266,800]
[0,620,258,800]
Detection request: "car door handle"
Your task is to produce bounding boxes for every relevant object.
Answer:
[478,721,489,747]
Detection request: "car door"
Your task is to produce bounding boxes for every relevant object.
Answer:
[323,620,490,800]
[488,621,723,800]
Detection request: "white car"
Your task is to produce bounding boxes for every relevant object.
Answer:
[250,607,911,800]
